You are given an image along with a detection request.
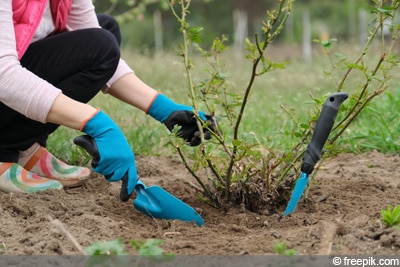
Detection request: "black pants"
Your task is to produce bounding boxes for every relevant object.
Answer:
[0,14,121,162]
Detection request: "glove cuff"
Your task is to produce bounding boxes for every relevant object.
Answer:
[81,109,116,137]
[147,93,192,123]
[80,108,100,132]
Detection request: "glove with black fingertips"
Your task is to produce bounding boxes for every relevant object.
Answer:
[147,93,215,146]
[74,109,138,202]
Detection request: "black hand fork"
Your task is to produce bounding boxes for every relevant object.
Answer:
[283,92,348,216]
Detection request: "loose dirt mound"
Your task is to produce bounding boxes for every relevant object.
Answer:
[0,151,399,255]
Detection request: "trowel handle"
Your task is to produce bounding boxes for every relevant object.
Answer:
[301,92,348,174]
[135,179,146,189]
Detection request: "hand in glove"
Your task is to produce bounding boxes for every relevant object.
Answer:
[147,93,215,146]
[74,109,137,202]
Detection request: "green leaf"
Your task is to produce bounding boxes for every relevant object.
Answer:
[133,239,165,256]
[371,6,396,16]
[300,123,309,129]
[85,239,126,255]
[334,53,345,61]
[321,40,332,49]
[188,26,204,43]
[232,139,242,146]
[211,35,227,53]
[381,205,400,227]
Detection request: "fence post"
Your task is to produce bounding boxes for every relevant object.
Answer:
[302,7,312,64]
[233,9,248,54]
[154,9,163,53]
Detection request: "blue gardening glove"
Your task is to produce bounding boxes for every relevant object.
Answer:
[73,110,137,202]
[148,94,215,146]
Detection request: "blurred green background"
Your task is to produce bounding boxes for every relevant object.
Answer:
[94,0,374,53]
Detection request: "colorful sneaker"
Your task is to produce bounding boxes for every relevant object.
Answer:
[0,162,63,193]
[21,146,91,188]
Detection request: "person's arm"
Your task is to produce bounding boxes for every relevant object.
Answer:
[0,1,62,123]
[47,93,138,202]
[106,72,215,146]
[106,72,158,112]
[66,0,99,31]
[46,94,97,130]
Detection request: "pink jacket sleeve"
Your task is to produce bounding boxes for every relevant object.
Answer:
[0,0,133,123]
[0,0,61,123]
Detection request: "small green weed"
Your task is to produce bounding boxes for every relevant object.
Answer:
[381,205,400,227]
[130,238,164,256]
[85,238,173,267]
[273,242,297,256]
[85,238,126,255]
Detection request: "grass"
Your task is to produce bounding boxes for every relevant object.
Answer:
[337,87,400,154]
[47,44,400,164]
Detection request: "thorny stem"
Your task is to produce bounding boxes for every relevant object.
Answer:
[206,158,224,185]
[333,1,397,129]
[316,1,400,158]
[225,0,292,200]
[336,25,380,92]
[168,0,218,199]
[168,0,206,139]
[174,143,215,203]
[168,0,232,203]
[335,86,387,142]
[331,53,387,144]
[343,52,385,120]
[275,129,311,185]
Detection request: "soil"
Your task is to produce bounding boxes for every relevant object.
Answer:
[1,151,400,256]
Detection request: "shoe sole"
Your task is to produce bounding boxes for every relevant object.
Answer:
[51,175,90,188]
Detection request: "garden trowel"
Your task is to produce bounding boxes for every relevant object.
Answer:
[283,92,348,216]
[74,135,204,226]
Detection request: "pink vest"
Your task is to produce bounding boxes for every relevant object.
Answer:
[12,0,72,59]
